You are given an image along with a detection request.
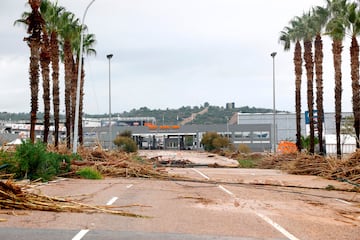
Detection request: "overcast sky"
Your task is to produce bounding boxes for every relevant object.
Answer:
[0,0,355,114]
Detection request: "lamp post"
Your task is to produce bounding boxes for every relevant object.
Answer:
[73,0,95,154]
[271,52,277,153]
[107,54,113,150]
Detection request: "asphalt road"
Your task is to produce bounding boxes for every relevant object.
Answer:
[0,168,359,240]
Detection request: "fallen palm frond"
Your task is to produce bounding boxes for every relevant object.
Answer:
[258,152,360,186]
[0,180,147,218]
[285,154,336,177]
[68,148,172,179]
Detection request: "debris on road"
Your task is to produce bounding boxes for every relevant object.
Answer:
[0,180,147,218]
[71,149,170,179]
[259,151,360,187]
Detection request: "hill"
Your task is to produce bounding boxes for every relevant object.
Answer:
[0,104,280,125]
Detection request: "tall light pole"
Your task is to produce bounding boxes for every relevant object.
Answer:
[271,52,277,153]
[107,54,113,150]
[73,0,95,154]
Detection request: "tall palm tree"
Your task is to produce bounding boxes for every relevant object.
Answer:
[280,19,303,152]
[346,2,360,148]
[326,0,349,157]
[77,33,96,145]
[40,0,65,148]
[312,6,330,155]
[40,26,51,144]
[59,11,80,149]
[25,0,44,143]
[300,12,317,154]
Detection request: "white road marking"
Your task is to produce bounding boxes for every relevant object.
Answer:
[255,212,300,240]
[106,197,118,206]
[191,168,210,180]
[71,183,133,239]
[218,185,235,196]
[335,199,352,205]
[72,229,89,240]
[191,168,300,240]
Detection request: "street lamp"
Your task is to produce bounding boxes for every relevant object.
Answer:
[271,52,277,153]
[107,54,113,150]
[73,0,95,154]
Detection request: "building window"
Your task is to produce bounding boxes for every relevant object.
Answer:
[234,131,250,139]
[253,131,269,139]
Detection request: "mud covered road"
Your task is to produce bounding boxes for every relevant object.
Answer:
[0,150,359,240]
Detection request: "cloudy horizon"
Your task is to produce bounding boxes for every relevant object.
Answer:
[1,0,355,114]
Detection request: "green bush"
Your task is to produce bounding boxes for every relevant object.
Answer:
[3,140,71,181]
[113,136,138,153]
[301,135,319,152]
[76,167,102,179]
[119,130,132,138]
[238,159,256,168]
[201,132,230,151]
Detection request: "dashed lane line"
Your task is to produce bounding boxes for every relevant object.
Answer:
[218,185,235,196]
[106,197,119,206]
[191,168,210,180]
[192,168,300,240]
[335,199,352,205]
[71,185,127,240]
[72,229,89,240]
[255,212,300,240]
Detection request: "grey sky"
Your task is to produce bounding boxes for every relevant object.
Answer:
[0,0,354,114]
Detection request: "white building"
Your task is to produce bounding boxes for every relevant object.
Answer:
[236,112,355,154]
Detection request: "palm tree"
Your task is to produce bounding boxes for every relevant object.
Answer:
[59,11,80,149]
[25,0,45,143]
[300,12,317,154]
[280,18,303,152]
[40,26,51,144]
[41,0,65,148]
[77,33,96,145]
[346,2,360,148]
[312,6,330,155]
[326,0,349,157]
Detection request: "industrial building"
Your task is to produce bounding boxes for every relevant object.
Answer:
[1,112,357,154]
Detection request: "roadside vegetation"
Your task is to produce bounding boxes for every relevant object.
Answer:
[76,167,102,180]
[0,140,70,181]
[113,131,138,153]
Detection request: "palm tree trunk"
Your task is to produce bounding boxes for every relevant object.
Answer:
[333,40,343,158]
[26,4,44,143]
[315,34,325,154]
[350,36,360,148]
[29,38,41,143]
[40,29,51,144]
[304,40,315,154]
[64,40,73,149]
[294,41,303,152]
[50,31,60,148]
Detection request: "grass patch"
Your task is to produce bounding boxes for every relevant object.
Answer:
[238,159,256,168]
[76,167,102,179]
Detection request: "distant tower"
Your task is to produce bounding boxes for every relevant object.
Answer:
[226,102,235,110]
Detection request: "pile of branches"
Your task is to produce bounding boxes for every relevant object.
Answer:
[257,153,298,169]
[331,150,360,184]
[71,148,171,179]
[259,152,360,185]
[285,154,337,177]
[0,180,146,217]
